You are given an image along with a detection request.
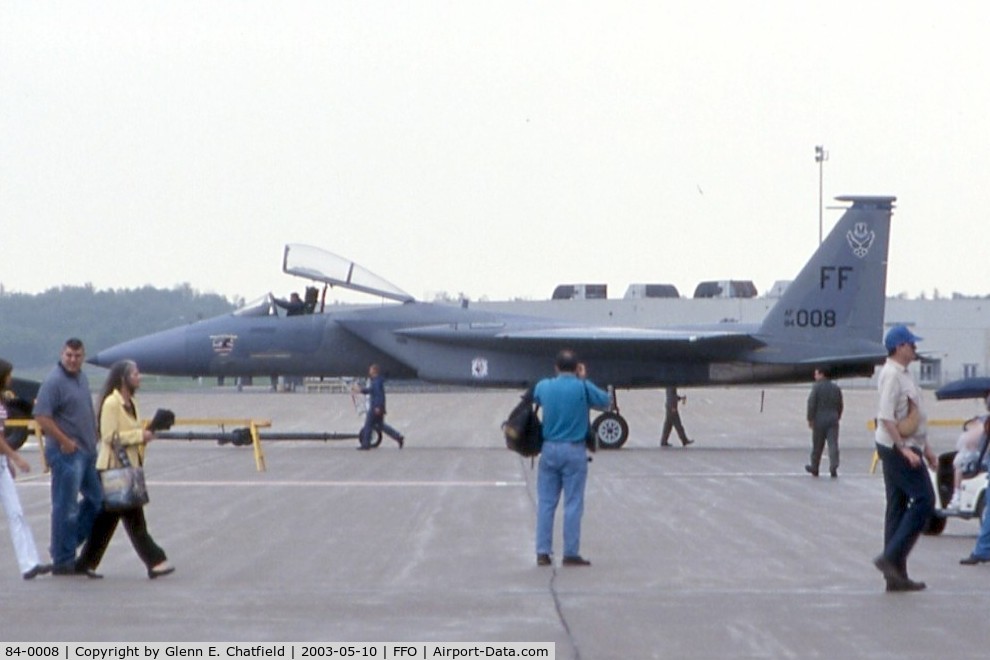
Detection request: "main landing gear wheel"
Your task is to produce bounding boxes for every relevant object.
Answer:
[592,412,629,450]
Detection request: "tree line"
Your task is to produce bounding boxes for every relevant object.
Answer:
[0,284,236,373]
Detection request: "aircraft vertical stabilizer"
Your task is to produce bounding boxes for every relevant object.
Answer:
[756,196,894,360]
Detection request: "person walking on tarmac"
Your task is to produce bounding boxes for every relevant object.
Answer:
[0,358,52,580]
[76,360,174,579]
[805,366,843,477]
[660,387,693,447]
[34,338,102,577]
[354,364,404,450]
[872,325,935,593]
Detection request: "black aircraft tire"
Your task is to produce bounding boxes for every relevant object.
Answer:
[592,412,629,450]
[370,430,383,448]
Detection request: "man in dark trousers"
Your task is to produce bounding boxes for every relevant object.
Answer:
[660,387,693,447]
[805,366,843,477]
[873,325,935,592]
[354,364,404,450]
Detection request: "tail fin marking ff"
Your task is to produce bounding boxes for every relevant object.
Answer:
[756,195,894,361]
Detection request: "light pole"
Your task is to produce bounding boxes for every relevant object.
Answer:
[815,145,828,244]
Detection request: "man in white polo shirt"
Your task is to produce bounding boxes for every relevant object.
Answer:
[872,325,936,592]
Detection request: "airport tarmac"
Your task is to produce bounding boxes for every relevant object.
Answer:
[4,385,989,658]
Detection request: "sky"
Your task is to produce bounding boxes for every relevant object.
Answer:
[2,1,988,305]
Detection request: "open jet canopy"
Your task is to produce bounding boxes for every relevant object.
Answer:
[282,243,415,303]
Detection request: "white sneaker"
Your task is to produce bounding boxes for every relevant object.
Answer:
[946,493,962,511]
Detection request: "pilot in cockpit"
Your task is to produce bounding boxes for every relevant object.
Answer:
[274,292,306,316]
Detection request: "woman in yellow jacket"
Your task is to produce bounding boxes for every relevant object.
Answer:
[77,360,174,579]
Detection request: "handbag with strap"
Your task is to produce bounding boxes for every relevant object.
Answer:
[99,431,149,512]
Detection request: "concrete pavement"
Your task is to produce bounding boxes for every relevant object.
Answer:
[3,386,987,658]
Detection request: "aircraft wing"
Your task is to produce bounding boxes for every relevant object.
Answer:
[395,323,766,360]
[497,326,758,343]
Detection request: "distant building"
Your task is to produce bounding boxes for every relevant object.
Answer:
[623,283,680,299]
[692,280,758,299]
[551,283,608,300]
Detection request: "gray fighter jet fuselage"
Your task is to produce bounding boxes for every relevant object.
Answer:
[90,195,895,446]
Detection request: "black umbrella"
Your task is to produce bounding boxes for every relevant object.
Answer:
[935,377,990,401]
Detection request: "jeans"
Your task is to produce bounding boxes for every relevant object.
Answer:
[536,441,588,558]
[876,443,935,576]
[970,504,990,559]
[46,448,102,569]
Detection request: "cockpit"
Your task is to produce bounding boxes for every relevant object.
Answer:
[232,245,415,319]
[232,294,280,318]
[233,286,321,318]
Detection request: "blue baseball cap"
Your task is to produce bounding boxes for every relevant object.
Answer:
[884,325,922,352]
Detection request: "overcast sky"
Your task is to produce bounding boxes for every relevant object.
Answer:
[2,1,987,305]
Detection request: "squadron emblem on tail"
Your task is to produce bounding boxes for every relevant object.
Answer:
[847,221,876,258]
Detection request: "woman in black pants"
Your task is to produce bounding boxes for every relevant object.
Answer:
[77,359,174,579]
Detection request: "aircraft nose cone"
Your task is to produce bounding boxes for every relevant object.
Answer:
[86,351,114,368]
[88,325,191,375]
[88,345,137,369]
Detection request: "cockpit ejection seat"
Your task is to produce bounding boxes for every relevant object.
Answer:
[304,286,319,314]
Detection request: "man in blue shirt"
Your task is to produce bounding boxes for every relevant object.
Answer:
[355,364,404,450]
[532,350,610,567]
[34,338,103,577]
